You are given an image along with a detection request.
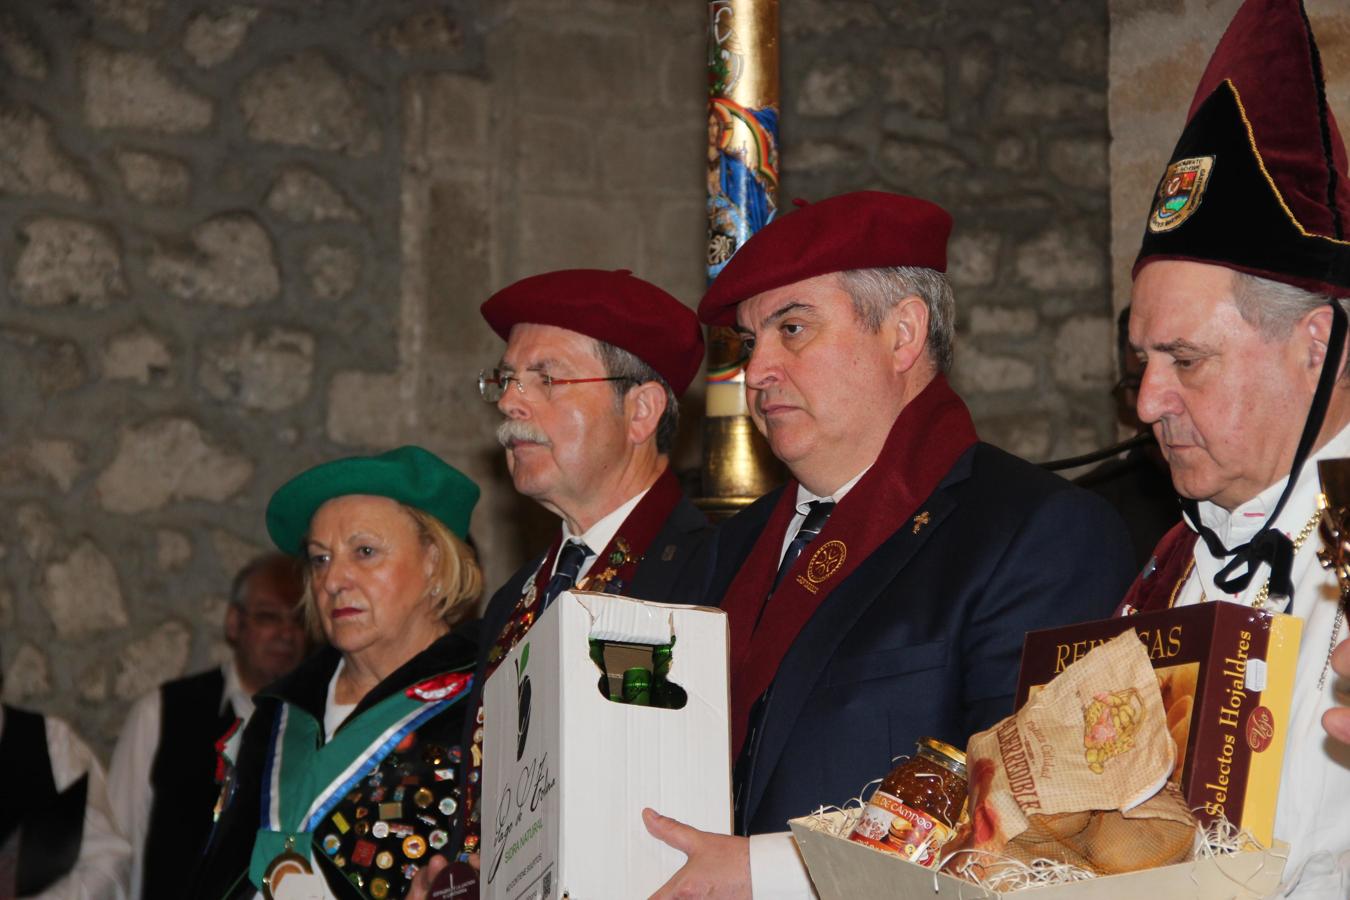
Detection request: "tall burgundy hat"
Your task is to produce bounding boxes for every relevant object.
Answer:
[698,191,953,326]
[1137,0,1350,606]
[1133,0,1350,296]
[481,268,705,396]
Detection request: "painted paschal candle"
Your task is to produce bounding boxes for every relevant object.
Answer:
[705,0,779,420]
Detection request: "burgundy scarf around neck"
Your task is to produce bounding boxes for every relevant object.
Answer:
[723,375,979,755]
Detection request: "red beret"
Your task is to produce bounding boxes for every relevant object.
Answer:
[481,269,705,396]
[698,191,953,326]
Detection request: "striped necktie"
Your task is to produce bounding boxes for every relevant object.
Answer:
[540,540,591,609]
[771,500,835,592]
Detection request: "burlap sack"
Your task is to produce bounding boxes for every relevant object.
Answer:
[944,631,1196,877]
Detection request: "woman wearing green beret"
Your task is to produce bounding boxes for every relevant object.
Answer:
[192,446,481,900]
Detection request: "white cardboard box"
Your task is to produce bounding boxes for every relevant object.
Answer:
[789,811,1288,899]
[482,591,732,900]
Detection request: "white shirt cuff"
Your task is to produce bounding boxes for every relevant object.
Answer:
[749,832,817,899]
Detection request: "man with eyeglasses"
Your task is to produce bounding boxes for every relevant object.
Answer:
[455,267,713,866]
[108,553,306,899]
[642,191,1135,898]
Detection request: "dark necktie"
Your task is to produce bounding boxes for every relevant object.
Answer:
[540,540,591,609]
[771,500,836,592]
[736,499,836,833]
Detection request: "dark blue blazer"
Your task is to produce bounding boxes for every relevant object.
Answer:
[706,443,1136,835]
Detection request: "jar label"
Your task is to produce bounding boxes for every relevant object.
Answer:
[847,789,951,868]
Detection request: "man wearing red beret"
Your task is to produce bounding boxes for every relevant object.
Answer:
[1113,1,1350,894]
[644,191,1135,896]
[454,268,713,868]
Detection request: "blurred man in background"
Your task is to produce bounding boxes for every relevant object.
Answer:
[108,554,306,899]
[0,654,131,898]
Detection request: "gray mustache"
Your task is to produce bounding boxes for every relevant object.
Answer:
[497,419,551,448]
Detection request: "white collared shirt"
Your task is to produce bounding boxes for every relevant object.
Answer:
[778,469,869,563]
[556,486,651,583]
[2,704,131,899]
[1175,422,1350,898]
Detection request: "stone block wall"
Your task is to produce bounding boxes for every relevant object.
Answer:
[777,0,1118,463]
[1109,0,1350,314]
[1,0,1118,756]
[0,0,483,751]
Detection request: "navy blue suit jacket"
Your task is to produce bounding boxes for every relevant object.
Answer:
[706,443,1135,835]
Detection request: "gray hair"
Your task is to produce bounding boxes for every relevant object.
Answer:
[1231,272,1350,380]
[836,267,956,373]
[229,553,303,609]
[592,340,680,454]
[1231,271,1348,337]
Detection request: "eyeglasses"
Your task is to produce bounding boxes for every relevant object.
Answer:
[1112,374,1142,396]
[478,367,628,402]
[240,607,303,629]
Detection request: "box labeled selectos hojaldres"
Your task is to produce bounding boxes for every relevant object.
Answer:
[1015,601,1302,847]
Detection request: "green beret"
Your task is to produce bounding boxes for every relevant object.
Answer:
[265,445,479,555]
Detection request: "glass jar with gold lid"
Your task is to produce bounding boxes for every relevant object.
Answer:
[847,737,969,867]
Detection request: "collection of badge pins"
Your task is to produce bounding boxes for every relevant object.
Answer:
[316,735,461,899]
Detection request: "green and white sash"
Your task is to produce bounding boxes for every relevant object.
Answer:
[248,673,471,889]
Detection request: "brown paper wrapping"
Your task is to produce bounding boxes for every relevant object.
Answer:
[946,632,1196,877]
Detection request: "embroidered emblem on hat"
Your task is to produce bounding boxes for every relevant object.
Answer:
[1148,156,1215,233]
[796,540,847,594]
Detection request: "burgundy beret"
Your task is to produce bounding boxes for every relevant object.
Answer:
[481,268,705,395]
[698,191,954,326]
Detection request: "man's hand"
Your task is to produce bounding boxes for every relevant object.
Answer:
[1324,636,1350,743]
[644,808,751,899]
[405,853,448,900]
[404,853,478,900]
